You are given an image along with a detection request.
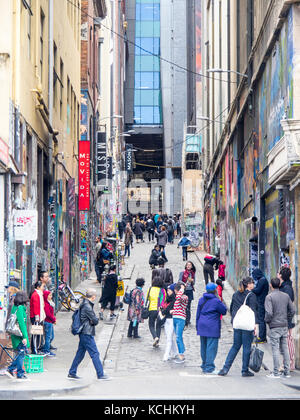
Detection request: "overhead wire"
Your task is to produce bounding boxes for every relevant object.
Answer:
[66,0,237,85]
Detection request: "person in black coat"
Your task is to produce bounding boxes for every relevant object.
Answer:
[99,265,118,321]
[252,268,269,343]
[218,277,258,377]
[203,254,219,284]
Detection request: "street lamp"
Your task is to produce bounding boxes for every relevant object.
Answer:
[207,68,248,79]
[99,114,123,122]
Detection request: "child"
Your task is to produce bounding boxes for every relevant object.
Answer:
[218,260,226,282]
[41,291,56,356]
[178,233,191,261]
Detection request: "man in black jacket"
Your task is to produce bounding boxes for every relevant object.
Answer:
[252,268,269,344]
[99,265,118,320]
[68,289,110,381]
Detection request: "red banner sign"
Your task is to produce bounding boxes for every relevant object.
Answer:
[78,141,90,211]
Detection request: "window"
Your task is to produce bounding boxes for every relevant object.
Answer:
[40,9,45,82]
[134,1,162,125]
[60,59,64,119]
[26,0,32,60]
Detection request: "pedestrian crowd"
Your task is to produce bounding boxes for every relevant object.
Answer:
[121,241,297,379]
[2,210,298,383]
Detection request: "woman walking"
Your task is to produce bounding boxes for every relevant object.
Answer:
[127,278,145,339]
[179,261,196,327]
[124,224,133,258]
[196,283,227,374]
[6,291,30,380]
[173,283,189,364]
[161,285,178,361]
[218,277,258,377]
[146,276,166,347]
[155,225,168,252]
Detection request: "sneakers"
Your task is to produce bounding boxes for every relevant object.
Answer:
[16,375,30,381]
[218,368,228,376]
[110,313,117,320]
[5,370,15,379]
[242,371,254,377]
[255,337,267,344]
[68,374,81,380]
[97,374,111,381]
[204,369,219,375]
[99,312,104,320]
[174,356,185,364]
[266,373,281,379]
[153,337,159,347]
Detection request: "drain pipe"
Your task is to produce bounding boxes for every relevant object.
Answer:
[48,0,54,185]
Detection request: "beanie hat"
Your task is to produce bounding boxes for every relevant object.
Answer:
[206,282,217,292]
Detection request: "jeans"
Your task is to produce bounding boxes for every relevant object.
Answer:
[163,318,178,361]
[125,244,130,257]
[269,327,290,375]
[69,334,104,378]
[257,304,266,341]
[182,247,188,260]
[8,343,27,378]
[148,310,162,340]
[200,336,219,373]
[223,329,254,374]
[41,321,54,353]
[173,317,186,355]
[128,321,139,338]
[95,262,101,283]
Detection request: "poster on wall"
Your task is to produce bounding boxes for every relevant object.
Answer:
[78,141,90,211]
[14,210,38,241]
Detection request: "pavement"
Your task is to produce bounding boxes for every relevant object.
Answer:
[1,239,300,400]
[0,263,135,400]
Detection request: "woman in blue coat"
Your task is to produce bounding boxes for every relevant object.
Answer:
[196,282,227,374]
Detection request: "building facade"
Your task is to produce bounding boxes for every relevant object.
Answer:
[0,0,81,331]
[202,0,300,366]
[124,0,196,215]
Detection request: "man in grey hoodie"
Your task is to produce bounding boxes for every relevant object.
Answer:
[264,277,295,378]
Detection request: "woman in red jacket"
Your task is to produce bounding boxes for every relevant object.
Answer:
[29,281,46,354]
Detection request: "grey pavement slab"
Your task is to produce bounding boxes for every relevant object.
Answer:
[65,240,300,400]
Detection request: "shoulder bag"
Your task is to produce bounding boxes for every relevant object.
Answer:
[232,292,255,331]
[6,312,22,337]
[141,287,151,320]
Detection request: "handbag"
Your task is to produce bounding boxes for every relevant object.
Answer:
[249,343,264,372]
[6,313,22,337]
[141,287,151,320]
[31,323,44,335]
[232,292,255,331]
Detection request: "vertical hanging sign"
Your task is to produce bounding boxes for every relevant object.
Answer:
[96,131,107,186]
[78,141,90,211]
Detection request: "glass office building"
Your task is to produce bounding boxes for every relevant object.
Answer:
[134,0,162,125]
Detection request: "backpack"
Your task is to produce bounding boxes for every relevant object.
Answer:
[71,307,83,335]
[123,289,132,305]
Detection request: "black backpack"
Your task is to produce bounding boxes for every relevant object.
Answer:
[71,307,83,335]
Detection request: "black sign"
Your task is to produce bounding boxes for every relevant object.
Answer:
[125,144,133,173]
[96,132,107,186]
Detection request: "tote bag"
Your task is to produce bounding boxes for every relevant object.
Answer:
[232,293,255,331]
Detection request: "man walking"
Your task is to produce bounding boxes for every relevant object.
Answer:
[264,278,295,378]
[68,289,110,380]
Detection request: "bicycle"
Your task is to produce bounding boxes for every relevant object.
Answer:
[58,276,86,312]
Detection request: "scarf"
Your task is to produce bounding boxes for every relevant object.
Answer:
[182,269,195,283]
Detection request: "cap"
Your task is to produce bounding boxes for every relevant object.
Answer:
[206,282,217,292]
[5,280,20,289]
